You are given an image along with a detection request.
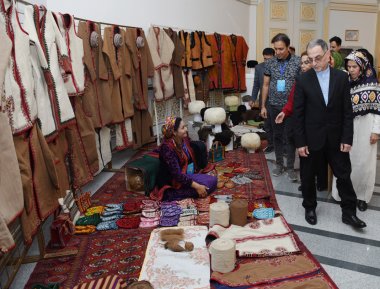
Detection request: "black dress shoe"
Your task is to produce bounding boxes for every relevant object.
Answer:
[357,200,368,212]
[342,214,366,228]
[305,209,317,225]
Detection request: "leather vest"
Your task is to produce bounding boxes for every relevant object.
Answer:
[179,30,192,69]
[190,31,213,70]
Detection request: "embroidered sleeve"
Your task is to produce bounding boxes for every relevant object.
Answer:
[160,144,193,187]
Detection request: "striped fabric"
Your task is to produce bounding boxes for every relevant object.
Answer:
[68,275,127,289]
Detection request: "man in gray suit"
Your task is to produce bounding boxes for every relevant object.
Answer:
[252,48,275,153]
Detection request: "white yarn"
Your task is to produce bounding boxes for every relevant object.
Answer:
[210,202,230,227]
[188,100,205,114]
[204,107,226,125]
[209,238,236,273]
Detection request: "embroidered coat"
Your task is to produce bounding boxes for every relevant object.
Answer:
[103,26,134,123]
[230,35,249,92]
[0,0,37,135]
[147,26,175,101]
[0,23,23,253]
[207,33,235,90]
[24,5,75,140]
[55,13,85,96]
[56,14,99,175]
[164,28,185,99]
[78,20,113,128]
[126,28,155,148]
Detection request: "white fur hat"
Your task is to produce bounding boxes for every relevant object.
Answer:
[225,95,240,106]
[204,107,226,125]
[241,133,261,151]
[188,100,206,115]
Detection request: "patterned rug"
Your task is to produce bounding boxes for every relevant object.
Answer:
[25,172,151,289]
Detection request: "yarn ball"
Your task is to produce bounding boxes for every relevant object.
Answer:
[188,100,206,114]
[225,95,239,106]
[241,133,261,150]
[204,107,226,125]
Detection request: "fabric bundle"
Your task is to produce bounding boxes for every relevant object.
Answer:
[96,203,124,231]
[116,215,141,229]
[140,200,160,228]
[160,201,183,227]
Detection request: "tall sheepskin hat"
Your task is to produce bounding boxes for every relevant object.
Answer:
[204,107,226,125]
[225,95,240,106]
[241,133,261,153]
[188,100,206,115]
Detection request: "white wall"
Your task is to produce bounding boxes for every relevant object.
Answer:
[328,10,377,55]
[46,0,251,43]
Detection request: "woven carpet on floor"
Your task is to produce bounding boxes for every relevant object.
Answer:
[25,148,337,289]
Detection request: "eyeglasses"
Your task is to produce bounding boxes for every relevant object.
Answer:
[308,50,328,63]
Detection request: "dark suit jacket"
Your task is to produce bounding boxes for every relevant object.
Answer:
[251,62,265,104]
[293,67,353,151]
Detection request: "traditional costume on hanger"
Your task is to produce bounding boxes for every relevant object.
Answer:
[164,28,185,100]
[230,34,249,92]
[147,26,175,101]
[2,0,61,244]
[25,5,94,190]
[55,13,99,175]
[0,23,23,253]
[190,31,213,70]
[207,33,235,90]
[103,26,134,151]
[126,27,155,148]
[78,20,113,128]
[179,30,196,105]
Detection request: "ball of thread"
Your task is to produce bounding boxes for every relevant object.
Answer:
[209,238,236,273]
[210,202,230,227]
[230,199,248,226]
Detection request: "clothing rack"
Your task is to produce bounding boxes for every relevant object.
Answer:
[150,22,243,36]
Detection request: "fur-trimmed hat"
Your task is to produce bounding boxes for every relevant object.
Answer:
[204,107,226,125]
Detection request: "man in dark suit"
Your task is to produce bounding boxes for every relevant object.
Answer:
[293,39,366,228]
[252,48,275,153]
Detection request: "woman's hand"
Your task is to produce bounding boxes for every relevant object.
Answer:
[370,133,379,144]
[275,112,285,124]
[192,182,208,198]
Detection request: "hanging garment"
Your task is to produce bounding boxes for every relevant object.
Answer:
[131,109,155,148]
[164,28,185,99]
[230,35,249,92]
[54,13,85,96]
[190,31,213,70]
[24,5,75,141]
[103,26,134,123]
[179,30,192,69]
[182,70,196,106]
[15,124,60,243]
[115,118,133,151]
[78,20,113,128]
[146,26,175,101]
[193,70,210,103]
[126,27,154,111]
[0,25,23,253]
[95,127,112,175]
[56,14,99,175]
[207,33,235,90]
[0,0,38,135]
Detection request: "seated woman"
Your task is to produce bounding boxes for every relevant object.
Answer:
[155,116,217,201]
